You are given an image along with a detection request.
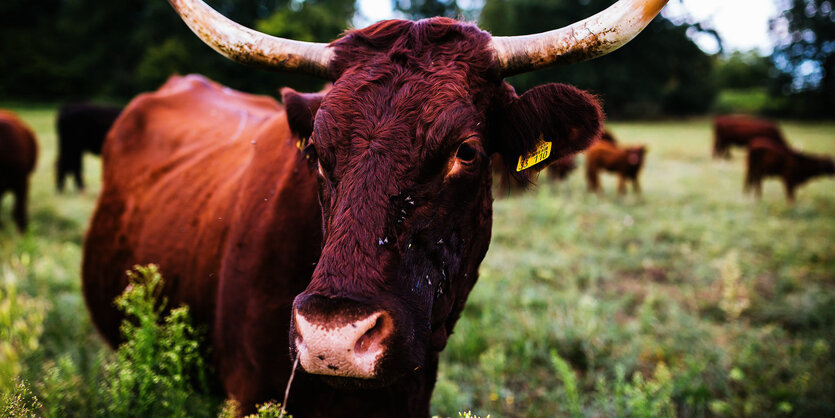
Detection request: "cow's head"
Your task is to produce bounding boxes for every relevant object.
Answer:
[626,145,647,172]
[169,0,668,386]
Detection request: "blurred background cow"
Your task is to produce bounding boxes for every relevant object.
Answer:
[712,114,787,159]
[55,103,122,193]
[0,110,38,233]
[585,138,647,195]
[745,137,834,202]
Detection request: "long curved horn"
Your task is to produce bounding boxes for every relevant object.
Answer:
[492,0,669,77]
[168,0,332,79]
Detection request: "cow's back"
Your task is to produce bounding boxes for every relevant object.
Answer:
[586,140,623,170]
[748,137,789,177]
[714,115,786,147]
[83,74,321,348]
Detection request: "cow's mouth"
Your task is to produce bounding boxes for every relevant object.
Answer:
[314,373,399,390]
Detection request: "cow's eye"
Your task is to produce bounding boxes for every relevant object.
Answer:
[455,142,478,165]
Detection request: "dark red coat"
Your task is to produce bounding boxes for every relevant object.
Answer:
[83,18,605,417]
[745,137,834,202]
[713,115,787,159]
[0,110,38,232]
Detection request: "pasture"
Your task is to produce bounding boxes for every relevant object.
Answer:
[1,105,834,417]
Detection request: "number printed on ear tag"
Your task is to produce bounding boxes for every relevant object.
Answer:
[516,137,552,171]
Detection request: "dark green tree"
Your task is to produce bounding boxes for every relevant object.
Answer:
[715,51,774,90]
[0,0,354,101]
[480,0,718,117]
[394,0,461,19]
[770,0,835,118]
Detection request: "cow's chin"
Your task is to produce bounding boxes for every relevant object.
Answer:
[314,373,401,391]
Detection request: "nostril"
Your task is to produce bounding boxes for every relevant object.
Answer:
[293,308,394,378]
[354,313,392,355]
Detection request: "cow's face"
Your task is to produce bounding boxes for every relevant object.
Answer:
[285,19,603,386]
[626,146,647,167]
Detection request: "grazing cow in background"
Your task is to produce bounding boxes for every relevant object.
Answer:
[713,114,787,159]
[745,137,834,203]
[542,128,616,184]
[0,110,38,233]
[82,0,669,415]
[599,129,618,144]
[585,139,647,195]
[546,155,578,181]
[491,154,576,198]
[56,103,122,192]
[546,128,619,182]
[495,128,618,196]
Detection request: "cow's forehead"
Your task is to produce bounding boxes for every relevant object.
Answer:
[316,71,483,155]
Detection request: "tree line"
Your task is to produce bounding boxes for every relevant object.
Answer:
[0,0,830,118]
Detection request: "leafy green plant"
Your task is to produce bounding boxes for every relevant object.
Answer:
[218,399,293,418]
[550,349,580,418]
[0,380,42,417]
[251,400,292,418]
[102,264,218,417]
[0,269,47,392]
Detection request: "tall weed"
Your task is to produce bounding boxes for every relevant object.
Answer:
[0,269,47,392]
[102,264,218,417]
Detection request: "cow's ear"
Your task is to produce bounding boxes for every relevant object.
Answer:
[496,83,603,182]
[281,87,325,141]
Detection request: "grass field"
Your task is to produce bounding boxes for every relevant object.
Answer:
[1,106,834,417]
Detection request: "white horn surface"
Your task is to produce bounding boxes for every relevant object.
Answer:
[168,0,333,79]
[492,0,669,77]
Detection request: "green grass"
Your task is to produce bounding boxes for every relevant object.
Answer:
[1,107,834,417]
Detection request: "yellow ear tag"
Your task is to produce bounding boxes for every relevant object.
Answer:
[296,137,308,151]
[516,137,552,171]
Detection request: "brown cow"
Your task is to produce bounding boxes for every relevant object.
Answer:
[713,114,787,159]
[55,103,122,192]
[544,129,616,183]
[599,128,618,144]
[83,0,668,415]
[491,154,575,197]
[745,137,834,203]
[546,155,578,181]
[494,129,618,196]
[0,110,38,233]
[585,139,647,195]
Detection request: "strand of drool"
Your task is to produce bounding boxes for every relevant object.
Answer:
[281,356,300,416]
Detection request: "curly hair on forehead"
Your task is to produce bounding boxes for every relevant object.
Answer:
[328,18,497,86]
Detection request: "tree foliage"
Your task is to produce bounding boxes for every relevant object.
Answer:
[480,0,718,118]
[770,0,835,118]
[0,0,354,101]
[394,0,461,20]
[715,51,775,90]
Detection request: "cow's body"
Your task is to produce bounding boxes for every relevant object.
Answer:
[586,140,646,194]
[0,110,38,232]
[585,139,646,195]
[55,103,122,192]
[744,137,834,202]
[546,155,577,181]
[85,0,668,414]
[599,129,617,144]
[83,74,328,410]
[713,115,787,159]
